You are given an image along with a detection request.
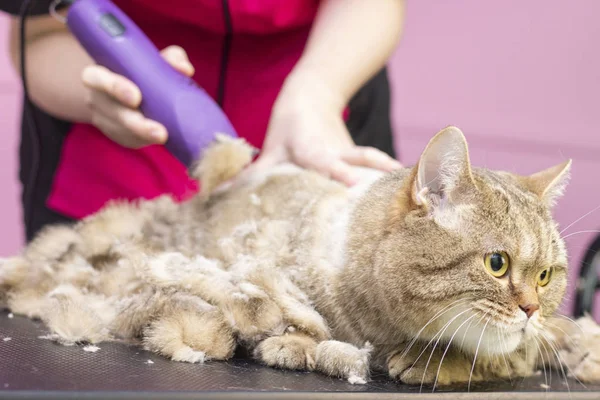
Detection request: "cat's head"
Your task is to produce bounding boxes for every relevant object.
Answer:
[374,126,571,356]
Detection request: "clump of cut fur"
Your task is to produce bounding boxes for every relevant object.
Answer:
[41,285,112,345]
[190,133,256,197]
[315,341,373,384]
[1,127,600,389]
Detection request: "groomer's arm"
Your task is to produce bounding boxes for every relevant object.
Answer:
[293,0,405,111]
[8,12,193,148]
[254,0,406,185]
[8,13,94,122]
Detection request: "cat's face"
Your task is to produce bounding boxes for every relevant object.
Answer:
[374,127,571,356]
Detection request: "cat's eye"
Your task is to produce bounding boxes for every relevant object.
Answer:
[537,268,553,287]
[484,251,510,278]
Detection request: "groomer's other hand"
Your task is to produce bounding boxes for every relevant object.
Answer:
[248,70,402,186]
[81,45,194,148]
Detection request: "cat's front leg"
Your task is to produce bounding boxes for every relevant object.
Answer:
[387,342,482,387]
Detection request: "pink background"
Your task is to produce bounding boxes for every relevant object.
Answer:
[0,13,23,257]
[0,1,599,315]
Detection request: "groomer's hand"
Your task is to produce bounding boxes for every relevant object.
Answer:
[80,45,194,148]
[248,71,402,186]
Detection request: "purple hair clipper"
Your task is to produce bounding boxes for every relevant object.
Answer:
[63,0,238,166]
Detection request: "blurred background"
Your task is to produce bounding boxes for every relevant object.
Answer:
[0,1,598,316]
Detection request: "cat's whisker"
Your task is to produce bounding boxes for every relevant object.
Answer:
[401,298,470,360]
[561,230,600,241]
[410,308,470,391]
[521,341,528,384]
[544,337,572,393]
[402,299,470,341]
[468,316,491,392]
[539,329,586,393]
[544,321,580,352]
[540,325,586,393]
[459,312,486,351]
[533,335,549,390]
[418,308,474,392]
[553,315,584,334]
[537,332,554,388]
[432,313,478,392]
[498,327,513,384]
[559,203,600,235]
[537,332,573,399]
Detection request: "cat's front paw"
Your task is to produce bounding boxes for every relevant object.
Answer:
[388,345,472,387]
[388,350,443,386]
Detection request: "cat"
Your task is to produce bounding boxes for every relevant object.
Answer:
[1,126,599,388]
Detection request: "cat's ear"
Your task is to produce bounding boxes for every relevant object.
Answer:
[521,160,572,207]
[411,126,477,208]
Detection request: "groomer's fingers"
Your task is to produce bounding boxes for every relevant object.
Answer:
[341,146,402,171]
[90,111,148,148]
[94,111,164,148]
[94,116,143,148]
[296,147,359,186]
[82,65,142,108]
[322,158,360,186]
[247,148,282,172]
[234,150,277,184]
[289,143,358,186]
[86,90,167,147]
[160,45,195,77]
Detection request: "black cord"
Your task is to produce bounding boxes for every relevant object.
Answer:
[19,0,41,241]
[217,0,232,107]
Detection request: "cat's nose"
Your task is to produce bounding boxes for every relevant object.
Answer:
[519,303,539,318]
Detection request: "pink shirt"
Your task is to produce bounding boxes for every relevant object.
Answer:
[47,0,320,218]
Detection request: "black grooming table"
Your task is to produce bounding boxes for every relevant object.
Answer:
[1,310,599,400]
